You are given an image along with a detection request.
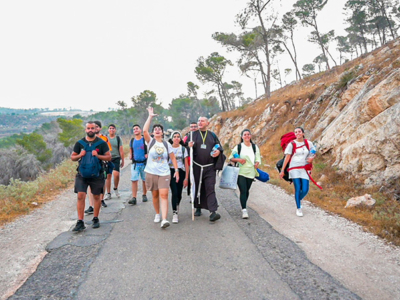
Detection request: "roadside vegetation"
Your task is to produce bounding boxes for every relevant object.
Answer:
[0,143,131,227]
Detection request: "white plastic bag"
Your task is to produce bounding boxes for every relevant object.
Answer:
[219,165,239,190]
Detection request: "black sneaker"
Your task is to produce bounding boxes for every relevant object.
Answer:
[101,200,108,207]
[209,212,221,222]
[85,206,94,215]
[92,217,100,229]
[194,208,202,216]
[72,220,86,232]
[128,197,137,205]
[142,195,148,202]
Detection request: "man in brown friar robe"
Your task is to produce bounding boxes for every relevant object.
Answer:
[188,117,223,222]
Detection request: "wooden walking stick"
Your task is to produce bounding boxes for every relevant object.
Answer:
[190,131,195,221]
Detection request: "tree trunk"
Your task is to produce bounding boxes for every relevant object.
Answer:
[313,17,330,70]
[290,30,302,80]
[255,0,271,98]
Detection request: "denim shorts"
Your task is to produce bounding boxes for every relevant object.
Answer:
[131,164,146,181]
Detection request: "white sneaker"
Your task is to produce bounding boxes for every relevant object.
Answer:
[161,219,170,228]
[114,189,120,198]
[242,209,249,219]
[154,214,161,223]
[172,212,179,224]
[296,209,303,217]
[103,193,111,200]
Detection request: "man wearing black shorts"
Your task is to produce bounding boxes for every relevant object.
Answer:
[71,121,111,232]
[108,124,124,197]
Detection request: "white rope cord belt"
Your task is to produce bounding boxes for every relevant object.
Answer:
[193,161,214,204]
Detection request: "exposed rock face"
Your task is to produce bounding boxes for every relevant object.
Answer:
[206,40,400,193]
[316,68,400,187]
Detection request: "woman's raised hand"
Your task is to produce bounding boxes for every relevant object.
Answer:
[147,106,158,117]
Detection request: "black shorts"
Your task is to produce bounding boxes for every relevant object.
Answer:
[74,174,105,195]
[112,157,121,172]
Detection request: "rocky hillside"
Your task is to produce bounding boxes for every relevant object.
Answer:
[206,39,400,199]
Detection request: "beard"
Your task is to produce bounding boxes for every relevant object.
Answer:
[86,131,95,138]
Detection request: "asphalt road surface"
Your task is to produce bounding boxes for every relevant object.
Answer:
[9,165,360,300]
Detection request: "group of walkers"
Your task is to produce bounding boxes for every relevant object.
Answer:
[70,107,316,232]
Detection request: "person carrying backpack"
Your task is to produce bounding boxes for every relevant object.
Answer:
[168,131,189,224]
[71,121,111,232]
[128,124,148,205]
[279,127,316,217]
[143,107,179,229]
[229,129,261,219]
[108,124,124,198]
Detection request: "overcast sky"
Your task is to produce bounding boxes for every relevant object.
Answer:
[0,0,347,112]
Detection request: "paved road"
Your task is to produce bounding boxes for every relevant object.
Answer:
[10,165,360,300]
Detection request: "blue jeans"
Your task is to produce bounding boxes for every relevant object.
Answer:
[292,178,309,209]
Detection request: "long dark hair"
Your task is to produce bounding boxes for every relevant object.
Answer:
[240,129,255,144]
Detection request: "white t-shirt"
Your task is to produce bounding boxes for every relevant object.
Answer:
[144,138,174,176]
[284,140,314,180]
[169,145,188,171]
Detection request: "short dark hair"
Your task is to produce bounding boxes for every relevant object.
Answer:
[190,122,197,125]
[108,124,116,129]
[94,120,102,128]
[152,124,164,132]
[132,124,141,129]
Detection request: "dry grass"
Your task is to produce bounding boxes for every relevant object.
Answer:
[0,160,77,226]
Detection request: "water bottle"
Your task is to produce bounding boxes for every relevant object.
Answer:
[309,146,317,158]
[210,144,219,156]
[232,151,242,166]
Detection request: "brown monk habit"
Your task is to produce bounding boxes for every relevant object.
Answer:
[190,130,222,212]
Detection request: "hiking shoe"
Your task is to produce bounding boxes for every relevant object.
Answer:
[142,195,148,202]
[114,188,120,198]
[128,197,137,205]
[242,209,249,219]
[154,214,161,223]
[161,219,170,229]
[296,209,303,217]
[85,206,94,215]
[72,220,86,232]
[92,217,100,229]
[194,208,202,216]
[209,211,221,222]
[101,200,108,207]
[103,193,111,200]
[172,211,178,224]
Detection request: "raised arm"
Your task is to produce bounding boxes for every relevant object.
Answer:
[143,107,157,143]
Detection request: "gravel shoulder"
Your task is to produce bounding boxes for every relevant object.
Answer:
[1,165,399,299]
[247,181,400,300]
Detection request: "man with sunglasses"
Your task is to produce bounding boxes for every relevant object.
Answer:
[71,121,111,232]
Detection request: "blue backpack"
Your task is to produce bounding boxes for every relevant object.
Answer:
[78,140,104,178]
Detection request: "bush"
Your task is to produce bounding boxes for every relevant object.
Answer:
[337,70,356,89]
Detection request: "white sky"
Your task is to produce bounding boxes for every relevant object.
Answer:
[0,0,347,112]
